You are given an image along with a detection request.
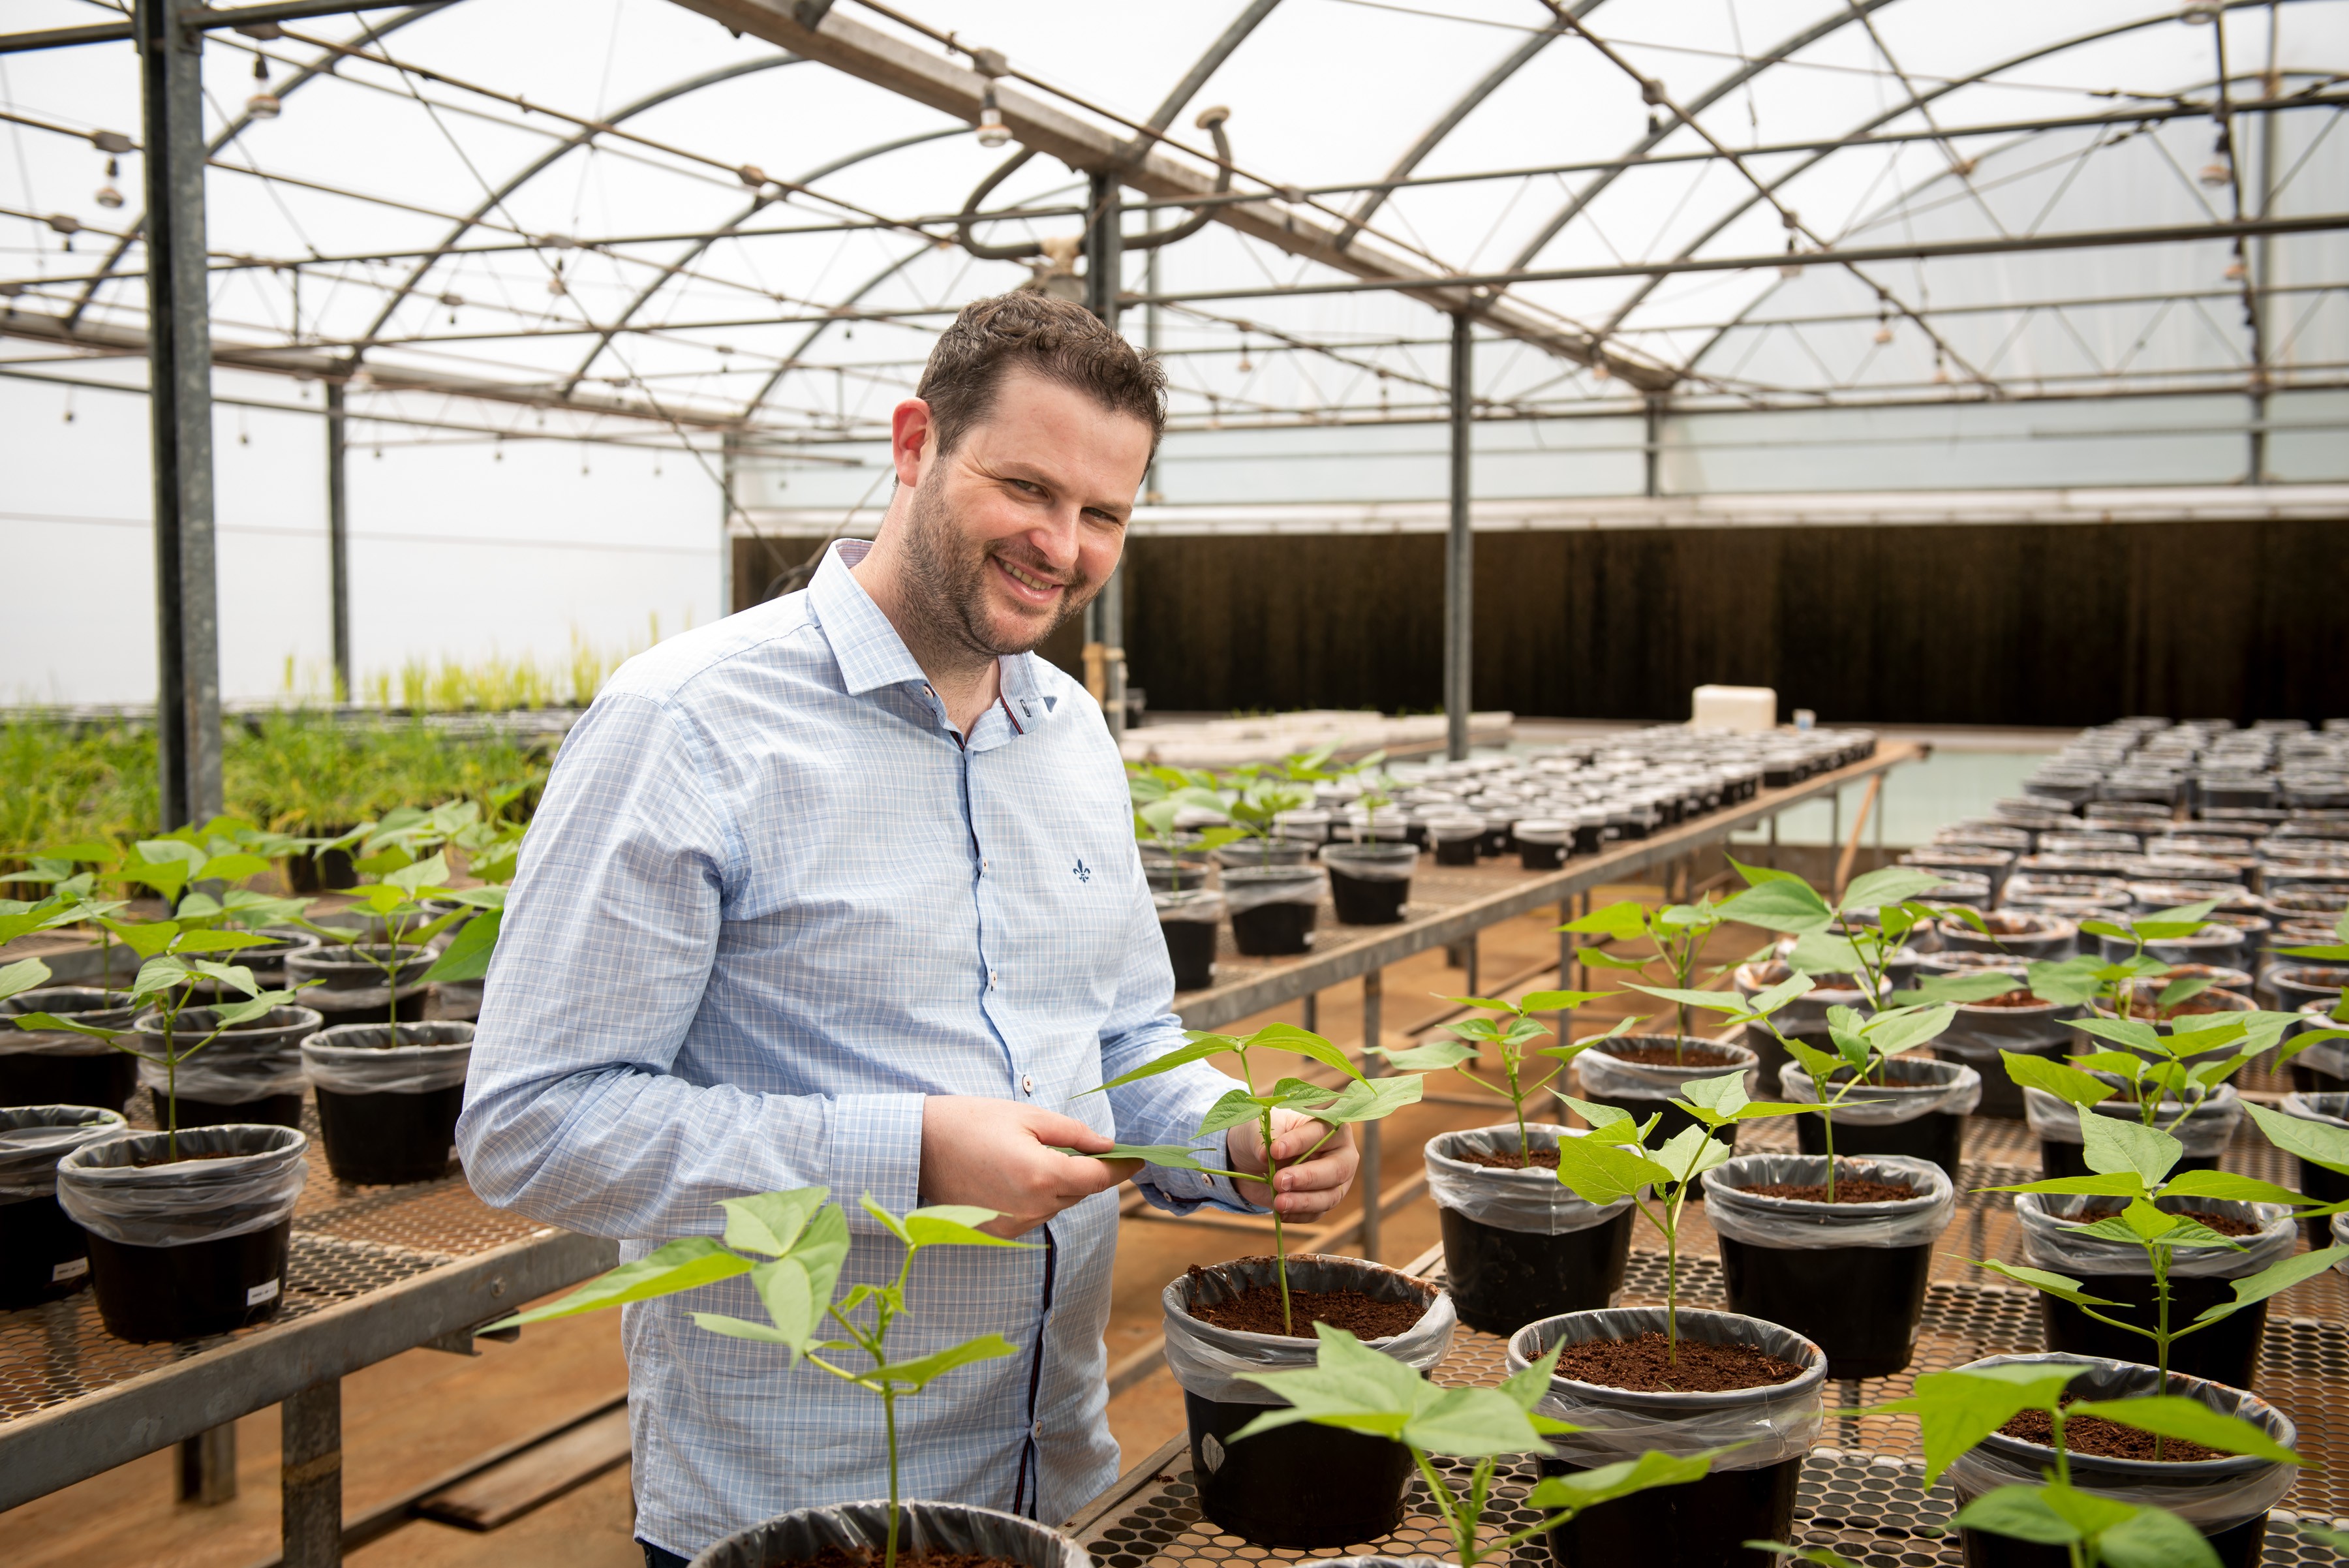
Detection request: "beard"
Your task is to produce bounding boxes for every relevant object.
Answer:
[895,471,1101,660]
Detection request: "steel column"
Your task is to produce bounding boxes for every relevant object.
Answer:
[1444,311,1472,762]
[1642,394,1665,497]
[1359,968,1383,1261]
[326,379,351,701]
[177,1423,238,1505]
[1082,170,1129,739]
[281,1379,342,1568]
[137,0,222,829]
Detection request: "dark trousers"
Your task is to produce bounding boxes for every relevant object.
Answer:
[641,1542,690,1568]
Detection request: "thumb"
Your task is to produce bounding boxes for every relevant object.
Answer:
[1023,1107,1114,1155]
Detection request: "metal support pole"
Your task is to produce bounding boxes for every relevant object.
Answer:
[1301,991,1317,1034]
[281,1379,341,1568]
[1642,393,1664,497]
[718,429,737,620]
[1359,968,1383,1261]
[1444,310,1473,762]
[1463,930,1479,999]
[1557,910,1574,1038]
[137,0,222,827]
[325,379,350,703]
[1082,170,1129,741]
[176,1423,237,1505]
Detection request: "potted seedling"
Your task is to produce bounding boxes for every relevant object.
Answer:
[2271,912,2349,1090]
[494,1186,1082,1568]
[1214,748,1332,869]
[302,1018,475,1185]
[0,1099,128,1310]
[1376,990,1642,1332]
[1323,755,1417,925]
[290,852,493,1028]
[0,895,138,1111]
[1858,1356,2304,1567]
[1135,790,1240,990]
[1233,1326,1719,1567]
[1559,896,1760,1138]
[1901,963,2078,1120]
[1976,1107,2342,1391]
[1073,1023,1438,1547]
[1512,1082,1827,1568]
[1999,1008,2286,1180]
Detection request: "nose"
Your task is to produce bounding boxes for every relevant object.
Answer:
[1022,506,1083,576]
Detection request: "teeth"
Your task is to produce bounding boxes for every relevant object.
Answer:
[1002,561,1057,594]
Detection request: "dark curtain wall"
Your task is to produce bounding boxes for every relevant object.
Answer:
[1118,520,2349,726]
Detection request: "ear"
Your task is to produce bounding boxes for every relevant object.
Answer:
[891,398,937,487]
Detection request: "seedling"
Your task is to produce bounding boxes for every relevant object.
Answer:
[1216,746,1334,866]
[1128,766,1244,892]
[2021,900,2226,1024]
[1715,861,1968,1021]
[2275,909,2349,966]
[493,1186,1021,1568]
[11,917,304,1160]
[294,852,500,1027]
[1852,1359,2300,1565]
[1556,1071,1798,1359]
[1073,1022,1422,1331]
[1233,1326,1720,1567]
[1974,1109,2344,1395]
[1371,989,1623,1163]
[1557,895,1730,1058]
[1998,1005,2316,1135]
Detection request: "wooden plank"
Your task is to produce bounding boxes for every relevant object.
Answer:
[412,1406,631,1531]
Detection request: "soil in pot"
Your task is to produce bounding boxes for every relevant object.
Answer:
[1182,1268,1427,1338]
[306,1022,476,1185]
[1574,1036,1758,1146]
[0,988,140,1112]
[1548,1330,1804,1390]
[1322,845,1416,926]
[1224,868,1321,957]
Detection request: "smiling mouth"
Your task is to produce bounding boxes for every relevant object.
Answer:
[992,555,1067,607]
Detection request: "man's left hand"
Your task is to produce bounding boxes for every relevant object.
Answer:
[1225,1111,1357,1218]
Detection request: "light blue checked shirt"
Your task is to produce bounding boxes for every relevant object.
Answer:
[457,539,1249,1557]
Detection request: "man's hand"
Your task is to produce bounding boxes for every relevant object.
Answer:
[918,1097,1139,1238]
[1226,1110,1358,1218]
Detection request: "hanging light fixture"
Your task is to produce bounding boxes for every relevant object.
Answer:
[94,155,123,209]
[2181,0,2221,21]
[1236,332,1252,373]
[2199,129,2232,187]
[1931,351,1950,384]
[247,56,281,120]
[976,85,1010,149]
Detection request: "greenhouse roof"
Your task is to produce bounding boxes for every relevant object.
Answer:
[2,0,2344,459]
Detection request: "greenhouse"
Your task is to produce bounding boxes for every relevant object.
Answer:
[2,1,2347,1566]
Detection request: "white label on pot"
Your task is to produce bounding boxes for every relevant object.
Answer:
[247,1278,281,1306]
[50,1257,88,1282]
[1199,1434,1224,1473]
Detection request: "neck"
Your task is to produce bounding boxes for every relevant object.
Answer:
[851,535,1003,735]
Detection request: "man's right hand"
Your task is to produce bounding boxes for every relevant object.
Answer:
[917,1096,1140,1237]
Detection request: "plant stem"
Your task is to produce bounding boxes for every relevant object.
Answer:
[1411,1447,1472,1567]
[883,1390,901,1568]
[1507,1049,1529,1161]
[2153,1244,2172,1462]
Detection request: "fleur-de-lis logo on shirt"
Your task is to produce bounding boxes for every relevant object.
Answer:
[1071,858,1092,884]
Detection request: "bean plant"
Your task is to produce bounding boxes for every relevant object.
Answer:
[1128,767,1243,893]
[1372,989,1627,1163]
[1072,1023,1422,1332]
[295,852,501,1028]
[493,1187,1020,1568]
[1235,1326,1719,1567]
[1715,861,1967,1022]
[1215,746,1334,865]
[1558,895,1731,1058]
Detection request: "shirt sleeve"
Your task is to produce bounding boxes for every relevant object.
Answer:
[1096,855,1263,1216]
[454,691,923,1241]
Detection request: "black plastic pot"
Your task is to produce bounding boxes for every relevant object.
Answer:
[284,943,437,1025]
[1143,859,1214,895]
[1166,1256,1452,1548]
[1224,868,1321,957]
[0,987,140,1112]
[1574,1035,1759,1146]
[1781,1057,1976,1182]
[2277,1092,2349,1246]
[1430,831,1481,867]
[1514,821,1571,872]
[1702,1153,1952,1379]
[1156,890,1223,992]
[1933,910,2077,961]
[1425,1125,1632,1336]
[56,1123,308,1342]
[305,1022,476,1185]
[2266,964,2347,1016]
[285,833,358,893]
[0,1105,129,1309]
[1322,844,1416,926]
[1946,1354,2297,1568]
[1506,1308,1825,1568]
[689,1499,1088,1568]
[129,1004,324,1133]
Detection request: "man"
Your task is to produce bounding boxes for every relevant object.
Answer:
[457,292,1359,1566]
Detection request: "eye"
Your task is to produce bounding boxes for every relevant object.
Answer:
[1009,478,1046,497]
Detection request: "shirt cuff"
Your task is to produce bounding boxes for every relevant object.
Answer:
[829,1092,927,1234]
[1130,1128,1259,1217]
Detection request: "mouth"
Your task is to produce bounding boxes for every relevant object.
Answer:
[990,553,1068,609]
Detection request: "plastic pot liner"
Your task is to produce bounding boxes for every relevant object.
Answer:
[1942,1353,2299,1533]
[0,1105,129,1198]
[687,1499,1088,1568]
[2294,1010,2349,1081]
[1321,844,1417,881]
[1576,1038,1758,1101]
[285,944,437,1010]
[1154,889,1227,924]
[1223,867,1325,913]
[1161,1254,1456,1405]
[1503,1307,1826,1472]
[1424,1124,1631,1237]
[1777,1058,1982,1126]
[1423,814,1484,843]
[303,1021,475,1095]
[130,1006,322,1103]
[0,989,138,1057]
[2016,1192,2295,1280]
[1512,819,1571,846]
[1700,1154,1954,1250]
[2023,1083,2241,1158]
[2335,1211,2349,1278]
[56,1124,309,1248]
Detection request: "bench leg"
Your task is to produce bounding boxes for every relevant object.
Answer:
[177,1423,238,1505]
[283,1379,343,1568]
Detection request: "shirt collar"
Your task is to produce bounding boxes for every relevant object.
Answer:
[807,538,1057,728]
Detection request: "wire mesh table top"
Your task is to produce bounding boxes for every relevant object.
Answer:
[1072,1111,2349,1567]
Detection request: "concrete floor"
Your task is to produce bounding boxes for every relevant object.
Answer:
[7,896,1667,1567]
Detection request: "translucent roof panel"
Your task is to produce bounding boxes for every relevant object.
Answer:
[1,0,2341,450]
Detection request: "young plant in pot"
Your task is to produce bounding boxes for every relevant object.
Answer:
[1073,1023,1437,1548]
[0,1099,129,1310]
[1233,1325,1719,1567]
[291,853,492,1029]
[1902,964,2077,1121]
[1377,991,1644,1334]
[0,896,138,1111]
[496,1186,1082,1568]
[1214,748,1332,870]
[2238,1084,2349,1248]
[1559,896,1759,1141]
[1133,791,1242,991]
[1975,1107,2343,1391]
[1129,765,1231,895]
[2270,911,2349,1090]
[2001,1008,2280,1182]
[1323,756,1418,926]
[1512,1086,1828,1568]
[1859,1356,2304,1568]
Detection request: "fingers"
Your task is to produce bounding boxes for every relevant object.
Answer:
[1021,1107,1114,1154]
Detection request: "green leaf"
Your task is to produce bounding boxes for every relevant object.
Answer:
[209,989,294,1027]
[687,1312,795,1344]
[1749,970,1817,1016]
[2074,1017,2166,1055]
[1900,971,2025,1006]
[1865,1003,1958,1054]
[859,1193,912,1244]
[2243,1101,2349,1178]
[1974,1261,2126,1312]
[1245,1022,1365,1081]
[718,1186,831,1257]
[1785,1039,1842,1081]
[1625,983,1747,1013]
[746,1204,852,1353]
[2001,1051,2116,1108]
[196,852,271,885]
[2027,957,2108,1008]
[1727,854,1805,887]
[1526,1448,1717,1515]
[1788,931,1867,976]
[901,1204,1030,1249]
[2036,1481,2144,1542]
[1867,1362,2090,1486]
[1715,878,1835,934]
[1372,1039,1479,1072]
[0,957,54,1003]
[2070,1396,2302,1465]
[2078,1110,2183,1186]
[1056,1143,1214,1169]
[103,918,181,959]
[422,908,501,983]
[1560,900,1651,940]
[2191,1246,2349,1324]
[1552,1131,1667,1207]
[867,1332,1022,1391]
[1496,1344,1561,1414]
[1574,948,1654,972]
[8,1010,123,1043]
[1311,1073,1425,1125]
[1520,990,1606,1012]
[1949,1486,2083,1546]
[2093,1501,2223,1568]
[1980,1173,2149,1198]
[490,1237,753,1329]
[1559,1094,1635,1133]
[1197,1088,1271,1137]
[1084,1036,1236,1094]
[1844,866,1962,912]
[171,928,273,954]
[2160,1170,2312,1206]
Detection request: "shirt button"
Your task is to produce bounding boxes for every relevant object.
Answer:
[988,968,998,988]
[1033,1419,1044,1439]
[1021,1073,1034,1096]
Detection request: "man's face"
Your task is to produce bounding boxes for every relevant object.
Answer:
[895,367,1152,657]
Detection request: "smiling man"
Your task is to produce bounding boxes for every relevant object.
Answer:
[455,292,1360,1567]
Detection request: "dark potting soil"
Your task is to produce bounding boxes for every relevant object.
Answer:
[1184,1265,1428,1339]
[1967,991,2045,1009]
[1597,1041,1745,1069]
[1549,1330,1805,1393]
[1999,1405,2222,1464]
[1740,1176,1918,1204]
[2051,1204,2262,1238]
[1455,1146,1562,1170]
[788,1549,1026,1568]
